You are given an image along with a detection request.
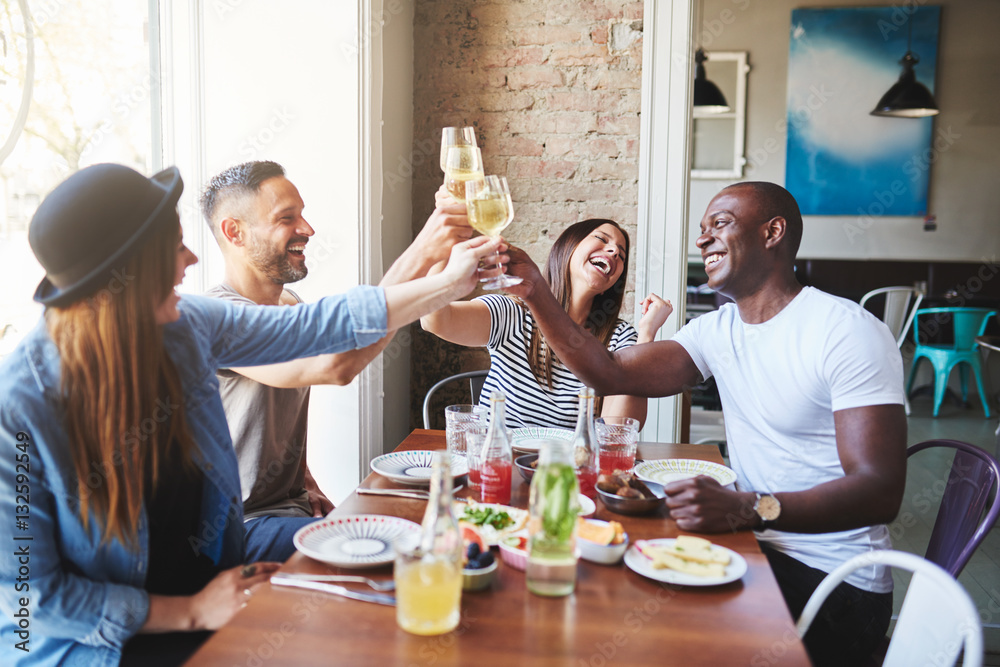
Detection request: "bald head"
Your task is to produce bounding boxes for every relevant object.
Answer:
[721,182,803,260]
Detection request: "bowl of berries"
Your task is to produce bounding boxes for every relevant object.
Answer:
[462,541,497,592]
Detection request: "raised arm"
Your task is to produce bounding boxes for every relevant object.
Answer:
[505,246,699,398]
[600,294,675,426]
[664,404,907,534]
[230,202,476,388]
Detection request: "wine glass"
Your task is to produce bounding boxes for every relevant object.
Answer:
[440,127,477,174]
[466,175,521,290]
[443,146,484,203]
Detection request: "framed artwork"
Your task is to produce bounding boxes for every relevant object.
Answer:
[785,6,941,216]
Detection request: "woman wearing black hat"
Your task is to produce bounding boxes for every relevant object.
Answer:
[0,163,500,665]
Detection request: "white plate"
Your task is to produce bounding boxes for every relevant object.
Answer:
[624,538,747,586]
[293,514,421,569]
[578,494,596,518]
[509,427,574,452]
[633,459,737,487]
[370,450,468,486]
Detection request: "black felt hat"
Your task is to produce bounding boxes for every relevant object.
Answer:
[29,164,184,307]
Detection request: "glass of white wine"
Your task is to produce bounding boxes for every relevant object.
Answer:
[443,146,484,203]
[440,126,477,174]
[466,175,521,290]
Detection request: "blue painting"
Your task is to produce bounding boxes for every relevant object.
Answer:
[785,6,941,216]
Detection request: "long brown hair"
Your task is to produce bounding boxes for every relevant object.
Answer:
[47,218,197,546]
[527,219,630,389]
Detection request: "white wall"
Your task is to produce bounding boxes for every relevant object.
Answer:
[689,0,1000,264]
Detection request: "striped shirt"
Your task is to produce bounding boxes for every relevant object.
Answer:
[475,294,638,429]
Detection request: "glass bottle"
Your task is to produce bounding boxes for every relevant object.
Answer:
[395,451,463,635]
[572,388,599,499]
[479,390,513,504]
[526,439,580,597]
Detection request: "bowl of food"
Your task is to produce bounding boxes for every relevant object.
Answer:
[596,472,666,516]
[462,542,498,592]
[498,535,529,571]
[514,454,538,484]
[577,518,629,565]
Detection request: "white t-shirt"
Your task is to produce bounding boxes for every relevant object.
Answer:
[672,286,904,592]
[476,294,638,429]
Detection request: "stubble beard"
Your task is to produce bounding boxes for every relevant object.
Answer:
[247,238,308,285]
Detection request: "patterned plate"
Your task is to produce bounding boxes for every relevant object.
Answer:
[633,459,737,487]
[370,450,469,486]
[293,515,421,568]
[509,427,575,452]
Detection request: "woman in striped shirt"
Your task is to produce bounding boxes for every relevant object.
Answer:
[421,219,671,429]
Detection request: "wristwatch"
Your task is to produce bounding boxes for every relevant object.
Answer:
[753,493,781,529]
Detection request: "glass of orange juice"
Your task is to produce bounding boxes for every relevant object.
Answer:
[394,535,462,635]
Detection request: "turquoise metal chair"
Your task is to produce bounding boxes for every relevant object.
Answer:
[906,307,997,417]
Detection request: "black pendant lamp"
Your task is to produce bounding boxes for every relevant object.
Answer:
[694,48,730,114]
[870,15,939,118]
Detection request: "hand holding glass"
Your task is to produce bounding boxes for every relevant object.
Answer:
[465,175,521,290]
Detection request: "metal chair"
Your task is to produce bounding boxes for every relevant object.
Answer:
[860,286,924,348]
[421,370,489,429]
[906,307,997,417]
[796,550,983,667]
[908,439,1000,577]
[860,286,924,415]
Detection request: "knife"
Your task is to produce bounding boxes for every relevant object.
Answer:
[270,575,396,606]
[356,485,466,501]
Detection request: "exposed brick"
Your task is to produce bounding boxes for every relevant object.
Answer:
[544,136,579,157]
[587,158,638,181]
[468,5,510,26]
[547,91,622,112]
[494,135,545,157]
[590,25,608,45]
[508,157,578,180]
[479,47,546,69]
[505,112,597,135]
[597,114,641,135]
[581,69,641,90]
[507,67,565,90]
[548,43,611,66]
[513,25,584,46]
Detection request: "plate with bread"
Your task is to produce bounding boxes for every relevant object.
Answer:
[624,536,747,586]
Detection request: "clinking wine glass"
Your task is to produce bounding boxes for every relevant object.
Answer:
[465,175,522,290]
[440,126,477,174]
[444,145,484,203]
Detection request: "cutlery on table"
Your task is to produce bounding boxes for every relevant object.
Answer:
[270,575,396,606]
[356,485,467,501]
[278,573,395,591]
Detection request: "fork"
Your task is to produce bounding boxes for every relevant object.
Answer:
[280,573,395,591]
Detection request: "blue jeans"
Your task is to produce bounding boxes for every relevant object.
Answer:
[244,515,321,562]
[762,544,892,667]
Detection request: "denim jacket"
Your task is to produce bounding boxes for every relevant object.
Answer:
[0,288,386,666]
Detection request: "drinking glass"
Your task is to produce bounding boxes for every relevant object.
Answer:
[443,145,484,203]
[440,126,477,173]
[464,423,488,498]
[595,417,639,475]
[465,175,522,290]
[444,404,487,455]
[394,537,462,635]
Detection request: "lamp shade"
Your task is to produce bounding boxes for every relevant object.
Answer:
[871,53,939,118]
[693,49,730,113]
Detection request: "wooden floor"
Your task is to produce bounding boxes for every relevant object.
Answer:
[893,395,1000,664]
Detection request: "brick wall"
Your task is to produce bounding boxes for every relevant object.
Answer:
[409,0,645,429]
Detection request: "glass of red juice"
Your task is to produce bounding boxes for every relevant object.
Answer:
[596,417,639,476]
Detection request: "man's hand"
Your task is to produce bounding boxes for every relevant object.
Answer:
[497,243,546,301]
[664,476,758,533]
[304,468,334,517]
[412,190,475,265]
[637,293,673,343]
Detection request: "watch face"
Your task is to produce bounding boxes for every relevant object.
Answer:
[757,495,781,521]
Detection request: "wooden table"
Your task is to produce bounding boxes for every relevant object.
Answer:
[187,431,810,666]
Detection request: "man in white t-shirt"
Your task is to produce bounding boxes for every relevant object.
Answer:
[505,182,906,666]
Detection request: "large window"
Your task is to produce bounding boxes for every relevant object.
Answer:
[0,0,152,358]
